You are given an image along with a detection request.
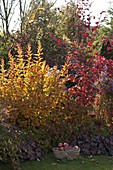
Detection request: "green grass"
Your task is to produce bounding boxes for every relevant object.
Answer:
[0,153,113,170]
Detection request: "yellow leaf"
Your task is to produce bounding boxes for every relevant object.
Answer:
[42,61,46,72]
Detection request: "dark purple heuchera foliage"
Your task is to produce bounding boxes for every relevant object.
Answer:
[18,138,44,161]
[71,135,113,156]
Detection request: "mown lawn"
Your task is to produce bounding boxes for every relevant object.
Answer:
[0,153,113,170]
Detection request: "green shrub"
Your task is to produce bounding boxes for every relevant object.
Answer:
[0,35,11,69]
[0,118,21,169]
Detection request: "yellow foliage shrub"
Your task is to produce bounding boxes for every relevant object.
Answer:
[0,42,71,128]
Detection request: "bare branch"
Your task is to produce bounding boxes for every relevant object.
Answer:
[0,0,18,35]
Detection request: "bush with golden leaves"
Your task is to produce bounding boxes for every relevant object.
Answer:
[0,42,72,129]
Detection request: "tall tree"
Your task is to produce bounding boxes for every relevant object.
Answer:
[0,0,18,35]
[106,1,113,37]
[18,0,32,34]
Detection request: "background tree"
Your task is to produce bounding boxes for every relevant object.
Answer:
[106,1,113,37]
[11,0,69,67]
[0,0,18,35]
[18,0,32,34]
[11,0,84,67]
[97,1,113,59]
[0,0,33,68]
